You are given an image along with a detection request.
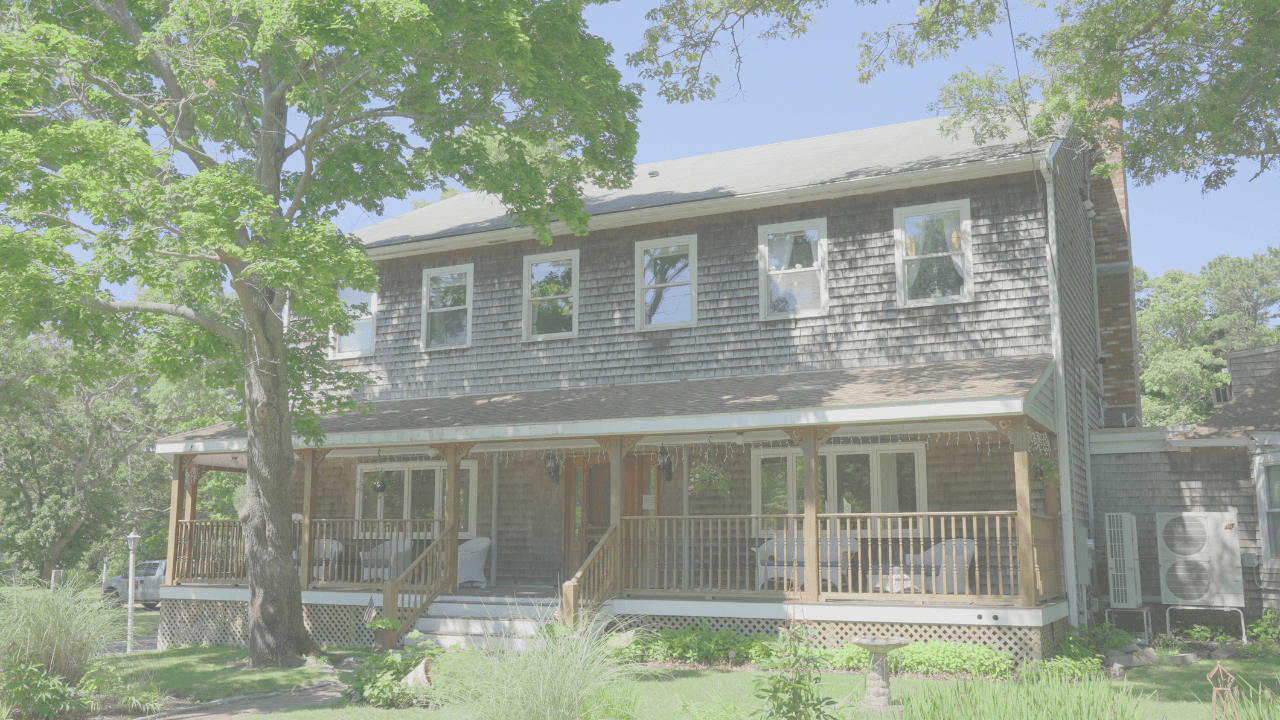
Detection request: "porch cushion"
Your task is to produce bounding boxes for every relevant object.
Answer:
[360,539,414,568]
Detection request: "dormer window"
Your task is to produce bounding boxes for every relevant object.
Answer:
[758,218,829,319]
[894,199,973,306]
[333,287,375,357]
[523,250,579,340]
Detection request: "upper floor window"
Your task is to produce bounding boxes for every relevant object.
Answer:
[894,199,973,306]
[758,218,828,319]
[524,250,579,340]
[635,236,697,330]
[334,287,376,358]
[422,264,473,349]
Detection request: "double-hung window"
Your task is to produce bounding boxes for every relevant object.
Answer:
[422,264,474,349]
[333,287,376,358]
[356,461,479,538]
[523,250,579,340]
[635,236,697,329]
[759,219,829,319]
[752,445,927,515]
[894,199,974,306]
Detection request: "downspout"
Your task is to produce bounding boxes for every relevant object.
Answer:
[1040,145,1082,626]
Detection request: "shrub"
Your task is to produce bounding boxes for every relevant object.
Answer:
[900,674,1148,720]
[343,631,442,709]
[752,627,838,720]
[1054,624,1133,661]
[889,641,1014,679]
[0,655,83,720]
[0,579,122,686]
[365,616,402,632]
[1249,609,1280,642]
[827,643,870,671]
[431,617,641,720]
[1020,657,1104,682]
[623,623,771,665]
[78,662,165,715]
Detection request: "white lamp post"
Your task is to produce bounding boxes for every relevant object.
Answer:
[126,529,140,654]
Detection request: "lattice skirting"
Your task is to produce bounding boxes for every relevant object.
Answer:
[616,614,1070,667]
[159,599,417,650]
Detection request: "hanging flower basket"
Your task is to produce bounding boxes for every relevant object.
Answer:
[362,470,395,493]
[1030,454,1059,488]
[688,459,730,497]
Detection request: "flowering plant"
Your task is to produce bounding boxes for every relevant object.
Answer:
[688,459,731,497]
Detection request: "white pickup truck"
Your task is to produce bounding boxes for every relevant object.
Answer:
[102,559,165,609]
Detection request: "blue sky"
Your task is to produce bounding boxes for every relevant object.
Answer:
[336,1,1280,278]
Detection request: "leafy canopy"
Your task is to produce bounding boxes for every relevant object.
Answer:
[0,0,641,441]
[628,0,1280,190]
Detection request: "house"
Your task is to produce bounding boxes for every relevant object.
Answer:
[1090,344,1280,628]
[154,115,1142,664]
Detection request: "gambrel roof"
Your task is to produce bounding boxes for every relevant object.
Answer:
[356,115,1044,250]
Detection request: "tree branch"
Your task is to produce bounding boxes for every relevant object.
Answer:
[78,297,241,344]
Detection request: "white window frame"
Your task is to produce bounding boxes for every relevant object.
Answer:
[1254,452,1280,568]
[330,289,377,359]
[893,198,974,307]
[522,249,580,341]
[354,460,480,539]
[750,443,928,515]
[635,235,698,331]
[421,263,475,350]
[757,218,829,320]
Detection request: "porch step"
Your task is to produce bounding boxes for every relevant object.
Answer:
[411,593,557,650]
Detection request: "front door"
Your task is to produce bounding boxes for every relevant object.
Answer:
[562,455,664,575]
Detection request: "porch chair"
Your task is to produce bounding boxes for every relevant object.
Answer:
[359,538,414,582]
[293,539,344,581]
[755,537,853,591]
[906,538,978,595]
[457,537,491,588]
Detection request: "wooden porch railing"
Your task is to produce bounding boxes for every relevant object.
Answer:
[562,524,621,625]
[308,518,447,587]
[621,510,1063,606]
[382,523,458,639]
[173,520,247,583]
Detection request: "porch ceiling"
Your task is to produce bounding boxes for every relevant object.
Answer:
[158,355,1052,457]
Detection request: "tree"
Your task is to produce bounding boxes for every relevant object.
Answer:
[0,329,226,580]
[0,0,639,666]
[628,0,1280,190]
[1135,249,1280,425]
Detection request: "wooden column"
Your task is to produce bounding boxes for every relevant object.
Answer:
[786,427,836,602]
[164,455,188,586]
[299,451,315,587]
[431,442,474,593]
[595,436,640,596]
[1012,420,1037,607]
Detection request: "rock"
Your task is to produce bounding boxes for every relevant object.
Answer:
[1136,647,1160,665]
[606,630,635,648]
[401,657,434,688]
[1210,646,1240,660]
[1103,654,1143,670]
[1169,653,1200,666]
[1105,648,1133,660]
[338,656,362,668]
[1121,643,1142,654]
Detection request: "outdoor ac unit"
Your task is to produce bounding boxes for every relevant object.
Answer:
[1156,512,1245,607]
[1105,513,1142,608]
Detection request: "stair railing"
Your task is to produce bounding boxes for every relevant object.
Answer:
[561,524,620,626]
[382,523,458,640]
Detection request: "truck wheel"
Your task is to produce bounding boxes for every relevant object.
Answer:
[142,602,159,610]
[104,589,123,605]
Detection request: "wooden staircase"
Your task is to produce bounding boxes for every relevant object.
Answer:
[383,524,458,641]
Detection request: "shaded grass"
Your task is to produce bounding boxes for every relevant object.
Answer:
[1124,657,1280,704]
[127,609,160,636]
[109,646,328,702]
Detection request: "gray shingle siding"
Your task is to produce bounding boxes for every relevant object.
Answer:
[1091,447,1279,614]
[1228,345,1280,397]
[347,173,1055,401]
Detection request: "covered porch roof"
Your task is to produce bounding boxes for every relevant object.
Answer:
[157,355,1054,464]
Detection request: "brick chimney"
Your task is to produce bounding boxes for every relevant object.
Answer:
[1091,143,1142,427]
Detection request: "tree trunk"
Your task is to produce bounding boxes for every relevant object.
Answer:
[239,295,315,667]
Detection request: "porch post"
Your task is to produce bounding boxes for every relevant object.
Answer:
[299,451,315,587]
[433,442,474,593]
[1012,420,1037,607]
[164,455,188,586]
[596,436,640,597]
[787,427,836,602]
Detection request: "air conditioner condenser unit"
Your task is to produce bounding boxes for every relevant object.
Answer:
[1156,512,1244,607]
[1105,512,1142,609]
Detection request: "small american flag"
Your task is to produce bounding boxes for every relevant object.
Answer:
[361,595,378,624]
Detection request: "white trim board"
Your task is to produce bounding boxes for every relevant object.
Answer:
[608,597,1069,628]
[156,396,1028,455]
[160,586,558,608]
[363,155,1040,261]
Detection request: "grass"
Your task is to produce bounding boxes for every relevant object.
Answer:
[127,608,161,636]
[109,646,329,702]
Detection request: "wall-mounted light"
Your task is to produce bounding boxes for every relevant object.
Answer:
[544,452,562,484]
[657,448,674,482]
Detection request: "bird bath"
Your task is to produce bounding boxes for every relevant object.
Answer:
[849,635,911,710]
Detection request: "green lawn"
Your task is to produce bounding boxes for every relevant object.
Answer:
[109,646,329,702]
[128,608,160,636]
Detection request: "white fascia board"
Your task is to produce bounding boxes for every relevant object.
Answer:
[1021,363,1057,432]
[1168,437,1254,448]
[364,155,1038,261]
[608,597,1068,628]
[154,396,1025,455]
